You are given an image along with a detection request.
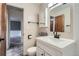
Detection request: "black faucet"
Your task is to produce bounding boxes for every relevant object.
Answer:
[53,31,60,39]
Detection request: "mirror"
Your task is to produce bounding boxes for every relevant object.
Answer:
[49,3,71,32]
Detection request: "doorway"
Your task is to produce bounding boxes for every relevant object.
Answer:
[55,15,64,32]
[6,5,23,56]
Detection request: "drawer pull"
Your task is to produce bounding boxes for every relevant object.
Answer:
[41,54,44,56]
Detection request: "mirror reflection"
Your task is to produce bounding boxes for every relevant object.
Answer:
[49,3,71,32]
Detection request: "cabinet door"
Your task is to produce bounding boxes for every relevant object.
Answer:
[36,47,45,56]
[45,52,51,56]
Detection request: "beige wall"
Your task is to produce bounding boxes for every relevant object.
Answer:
[23,4,40,55]
[7,3,40,55]
[72,3,79,55]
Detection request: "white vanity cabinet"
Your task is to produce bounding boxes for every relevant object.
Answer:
[36,40,62,56]
[36,36,75,56]
[37,47,51,56]
[39,4,48,27]
[37,47,45,56]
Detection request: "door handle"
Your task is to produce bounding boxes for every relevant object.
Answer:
[0,38,4,41]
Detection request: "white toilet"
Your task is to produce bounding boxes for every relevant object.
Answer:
[27,47,36,56]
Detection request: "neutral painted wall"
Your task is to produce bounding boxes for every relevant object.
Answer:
[72,3,79,55]
[7,3,40,55]
[23,4,40,55]
[49,4,72,39]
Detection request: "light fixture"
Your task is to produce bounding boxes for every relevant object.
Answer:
[48,3,63,11]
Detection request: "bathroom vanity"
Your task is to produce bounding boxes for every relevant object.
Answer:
[36,36,75,56]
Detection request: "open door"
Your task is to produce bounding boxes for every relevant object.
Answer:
[0,3,6,56]
[55,15,64,32]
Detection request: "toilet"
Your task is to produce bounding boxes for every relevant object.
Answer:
[27,47,36,56]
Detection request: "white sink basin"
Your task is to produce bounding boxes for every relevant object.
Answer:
[36,36,75,48]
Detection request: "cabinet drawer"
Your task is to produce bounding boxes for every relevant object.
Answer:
[45,52,51,56]
[36,47,44,56]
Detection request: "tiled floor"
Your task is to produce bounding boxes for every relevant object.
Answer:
[6,46,23,56]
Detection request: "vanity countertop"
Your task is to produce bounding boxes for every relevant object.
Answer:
[36,36,75,49]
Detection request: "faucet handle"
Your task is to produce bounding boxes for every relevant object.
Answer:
[58,34,61,36]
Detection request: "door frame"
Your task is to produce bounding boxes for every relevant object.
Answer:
[0,3,6,56]
[6,4,24,55]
